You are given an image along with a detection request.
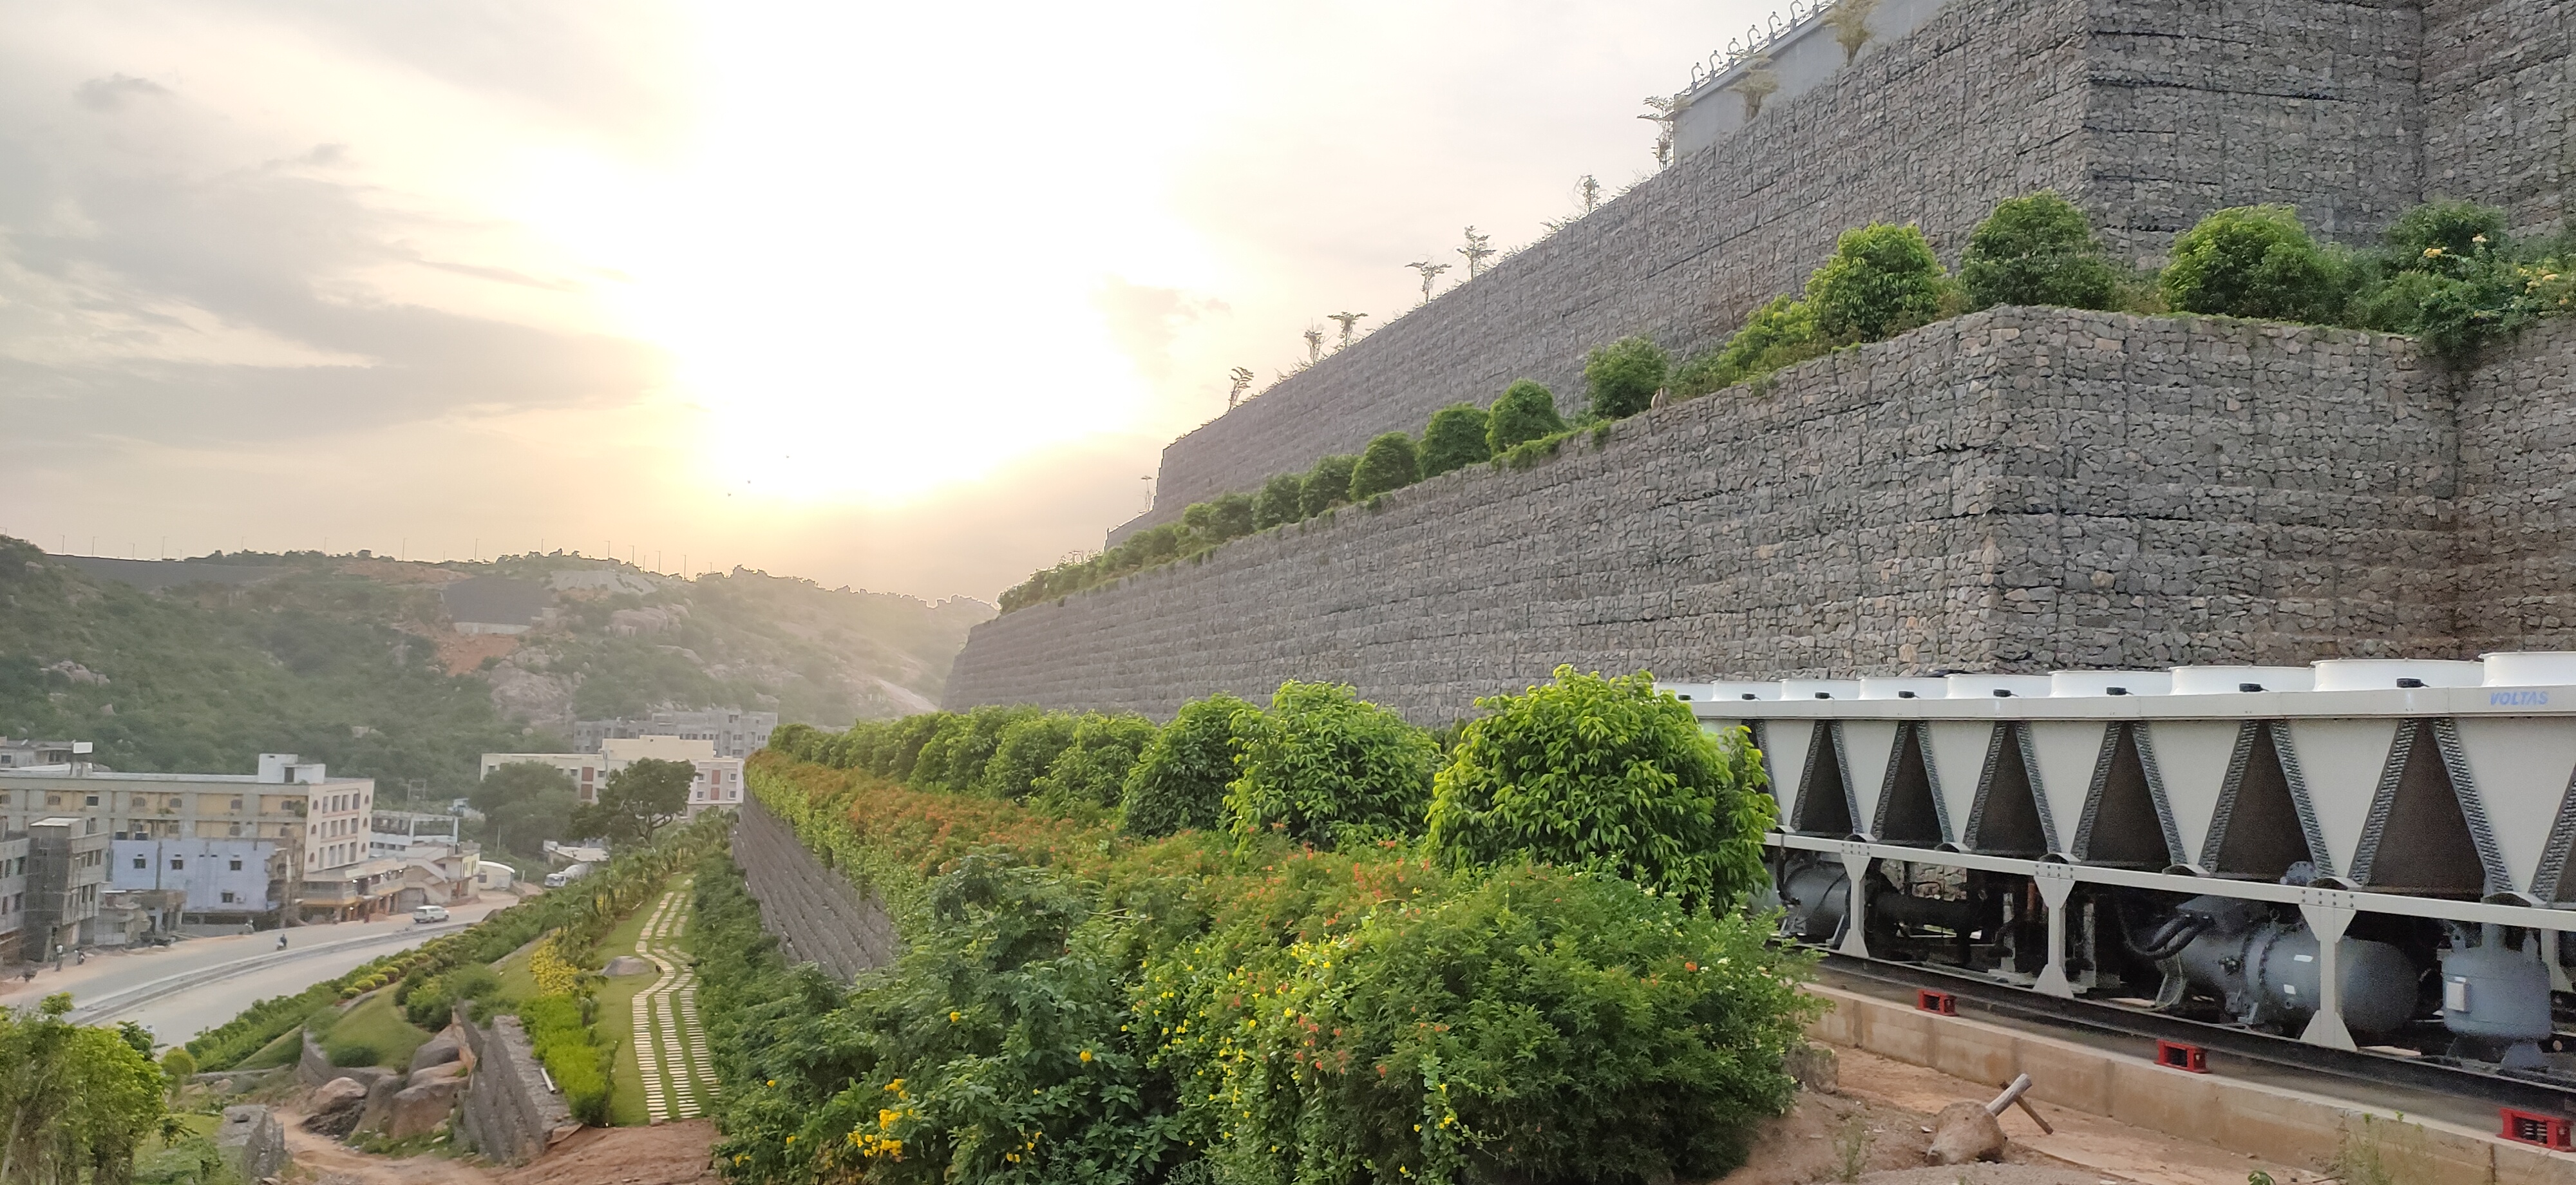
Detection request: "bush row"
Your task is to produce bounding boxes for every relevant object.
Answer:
[996,195,2576,615]
[705,672,1806,1184]
[188,813,729,1070]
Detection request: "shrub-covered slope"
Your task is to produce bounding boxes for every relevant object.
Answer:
[0,536,989,799]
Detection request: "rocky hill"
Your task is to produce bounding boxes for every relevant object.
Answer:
[0,536,989,801]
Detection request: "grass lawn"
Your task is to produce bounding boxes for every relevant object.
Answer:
[237,1026,303,1069]
[596,877,675,1126]
[319,990,435,1070]
[491,944,540,1002]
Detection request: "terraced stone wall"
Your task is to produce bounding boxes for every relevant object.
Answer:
[2420,0,2573,238]
[1117,0,2440,538]
[2456,318,2576,651]
[956,309,2452,723]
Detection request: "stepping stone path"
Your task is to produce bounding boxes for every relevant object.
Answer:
[630,882,717,1124]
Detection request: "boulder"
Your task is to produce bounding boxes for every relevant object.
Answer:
[1784,1043,1839,1094]
[355,1075,404,1135]
[406,1059,468,1088]
[301,1077,369,1136]
[601,955,654,977]
[408,1029,464,1074]
[383,1077,465,1141]
[1926,1100,2007,1166]
[214,1106,285,1181]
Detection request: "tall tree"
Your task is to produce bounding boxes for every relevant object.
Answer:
[570,757,696,846]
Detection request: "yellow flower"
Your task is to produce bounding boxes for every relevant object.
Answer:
[1079,1049,1094,1062]
[950,1010,961,1022]
[2425,246,2445,258]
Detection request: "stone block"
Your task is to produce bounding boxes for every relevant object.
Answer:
[214,1106,285,1182]
[301,1077,368,1137]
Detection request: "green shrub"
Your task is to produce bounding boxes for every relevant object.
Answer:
[1207,491,1256,540]
[914,705,1039,793]
[2384,198,2510,269]
[404,962,502,1027]
[1253,474,1304,529]
[521,994,611,1126]
[1486,379,1566,453]
[1417,404,1492,477]
[982,712,1079,801]
[2160,204,2343,321]
[325,1039,380,1068]
[1120,694,1255,837]
[1227,680,1439,849]
[1669,349,1730,398]
[1807,222,1960,343]
[1299,454,1360,518]
[1710,294,1824,390]
[1584,335,1671,419]
[1427,667,1777,912]
[883,712,953,781]
[1143,862,1818,1185]
[1031,712,1159,811]
[2345,199,2528,361]
[1347,432,1421,501]
[1960,191,2119,311]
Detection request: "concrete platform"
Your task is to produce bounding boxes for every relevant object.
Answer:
[1807,983,2576,1184]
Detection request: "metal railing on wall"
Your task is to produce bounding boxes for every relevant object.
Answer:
[1689,1,1825,92]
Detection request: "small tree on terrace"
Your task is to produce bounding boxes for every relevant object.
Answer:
[1121,694,1256,837]
[1253,473,1305,528]
[1417,404,1492,477]
[981,712,1079,801]
[1959,191,2119,311]
[1227,681,1440,849]
[1806,222,1960,343]
[1486,379,1566,453]
[1426,667,1777,913]
[1298,454,1360,518]
[1347,432,1421,500]
[1032,712,1159,811]
[1584,335,1671,420]
[569,757,696,846]
[2159,204,2343,322]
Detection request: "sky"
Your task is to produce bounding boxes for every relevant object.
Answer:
[0,0,1766,602]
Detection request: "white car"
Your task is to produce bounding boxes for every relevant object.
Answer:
[412,905,450,924]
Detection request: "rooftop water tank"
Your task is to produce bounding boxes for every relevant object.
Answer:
[2483,652,2576,687]
[2170,666,2316,695]
[1859,678,1949,699]
[2050,670,2173,697]
[2311,659,2484,691]
[1943,674,2054,699]
[1779,679,1864,701]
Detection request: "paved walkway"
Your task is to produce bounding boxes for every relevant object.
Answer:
[630,884,717,1124]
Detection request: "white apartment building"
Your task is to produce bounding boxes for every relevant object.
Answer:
[575,708,779,759]
[480,735,743,821]
[0,751,374,925]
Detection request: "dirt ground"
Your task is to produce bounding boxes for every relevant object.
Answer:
[270,1044,2322,1185]
[1713,1045,2322,1185]
[278,1108,716,1185]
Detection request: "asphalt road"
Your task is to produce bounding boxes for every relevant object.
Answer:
[0,895,509,1047]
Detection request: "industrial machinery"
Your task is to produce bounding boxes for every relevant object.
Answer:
[1667,656,2576,1083]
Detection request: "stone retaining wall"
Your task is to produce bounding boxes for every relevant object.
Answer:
[955,308,2480,722]
[734,797,899,980]
[454,1007,569,1166]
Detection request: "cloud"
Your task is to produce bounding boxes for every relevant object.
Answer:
[1095,278,1230,384]
[72,73,171,113]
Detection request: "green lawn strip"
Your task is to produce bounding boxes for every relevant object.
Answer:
[592,878,672,1126]
[491,945,540,1001]
[236,1027,302,1070]
[319,991,434,1070]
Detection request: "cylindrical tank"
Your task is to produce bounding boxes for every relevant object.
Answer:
[2441,925,2553,1043]
[2175,919,2417,1034]
[1779,860,1852,943]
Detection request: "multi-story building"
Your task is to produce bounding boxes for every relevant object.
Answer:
[0,739,91,769]
[0,832,27,964]
[0,751,375,928]
[481,735,744,822]
[26,816,108,958]
[370,810,463,859]
[575,709,777,759]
